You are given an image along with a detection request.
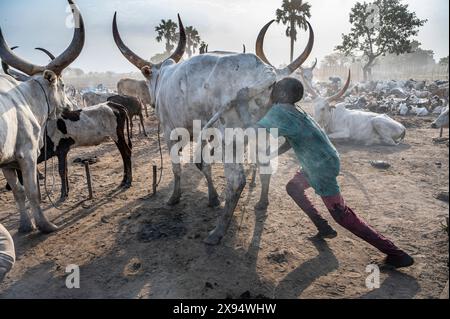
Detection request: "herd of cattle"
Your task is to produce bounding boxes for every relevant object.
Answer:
[0,0,449,281]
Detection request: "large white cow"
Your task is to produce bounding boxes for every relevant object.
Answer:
[0,0,85,233]
[113,15,313,244]
[305,72,406,146]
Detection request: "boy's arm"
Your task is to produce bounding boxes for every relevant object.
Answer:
[272,139,292,158]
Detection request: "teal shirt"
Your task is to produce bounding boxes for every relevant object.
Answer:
[258,103,341,196]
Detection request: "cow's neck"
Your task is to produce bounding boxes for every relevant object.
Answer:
[18,80,51,127]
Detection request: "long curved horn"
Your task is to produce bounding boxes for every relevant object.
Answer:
[46,0,85,75]
[284,21,314,74]
[310,57,317,70]
[35,47,56,60]
[166,14,186,63]
[0,30,45,75]
[255,20,275,67]
[0,0,84,76]
[113,12,151,70]
[1,46,30,82]
[327,70,351,103]
[256,20,314,75]
[1,46,18,74]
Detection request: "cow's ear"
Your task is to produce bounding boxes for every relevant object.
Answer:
[43,70,58,85]
[141,66,152,79]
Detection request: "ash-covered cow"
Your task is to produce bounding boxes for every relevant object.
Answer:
[0,0,84,234]
[113,14,314,244]
[304,72,407,146]
[117,78,152,117]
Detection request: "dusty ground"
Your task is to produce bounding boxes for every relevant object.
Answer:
[0,107,448,299]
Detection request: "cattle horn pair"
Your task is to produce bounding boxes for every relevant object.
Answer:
[113,13,186,70]
[0,0,85,76]
[301,70,351,103]
[255,20,314,75]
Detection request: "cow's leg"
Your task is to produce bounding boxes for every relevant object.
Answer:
[372,118,403,146]
[115,140,132,188]
[129,117,134,139]
[18,154,58,234]
[139,112,148,137]
[57,151,69,201]
[2,168,35,233]
[328,129,351,140]
[196,163,220,208]
[166,135,182,206]
[205,162,246,245]
[195,140,220,207]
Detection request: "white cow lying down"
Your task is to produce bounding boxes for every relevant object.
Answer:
[318,103,406,145]
[307,72,406,146]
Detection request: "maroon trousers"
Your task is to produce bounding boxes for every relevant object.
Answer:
[286,171,404,257]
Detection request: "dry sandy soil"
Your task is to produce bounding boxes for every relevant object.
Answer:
[0,107,448,299]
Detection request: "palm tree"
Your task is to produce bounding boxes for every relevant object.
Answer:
[155,19,178,54]
[275,0,312,62]
[185,26,202,57]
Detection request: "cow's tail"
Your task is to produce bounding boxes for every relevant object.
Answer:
[108,102,132,150]
[125,108,132,149]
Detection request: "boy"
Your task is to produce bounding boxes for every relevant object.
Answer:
[238,77,414,268]
[0,223,15,281]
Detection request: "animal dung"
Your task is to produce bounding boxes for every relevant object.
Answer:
[370,161,391,169]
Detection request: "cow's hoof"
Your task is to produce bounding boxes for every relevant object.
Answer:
[249,182,257,188]
[0,268,8,282]
[120,181,132,189]
[36,221,58,234]
[255,200,269,211]
[18,222,36,234]
[167,196,181,206]
[208,196,221,208]
[204,232,222,246]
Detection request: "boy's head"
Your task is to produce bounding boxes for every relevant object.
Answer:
[271,77,304,104]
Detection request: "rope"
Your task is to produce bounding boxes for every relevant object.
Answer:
[155,122,164,187]
[33,80,62,210]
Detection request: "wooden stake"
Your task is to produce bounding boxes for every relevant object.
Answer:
[440,127,444,138]
[152,165,157,195]
[84,161,93,200]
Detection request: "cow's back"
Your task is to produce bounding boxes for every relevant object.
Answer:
[156,53,276,130]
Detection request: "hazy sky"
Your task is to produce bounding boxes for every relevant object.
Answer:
[0,0,448,73]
